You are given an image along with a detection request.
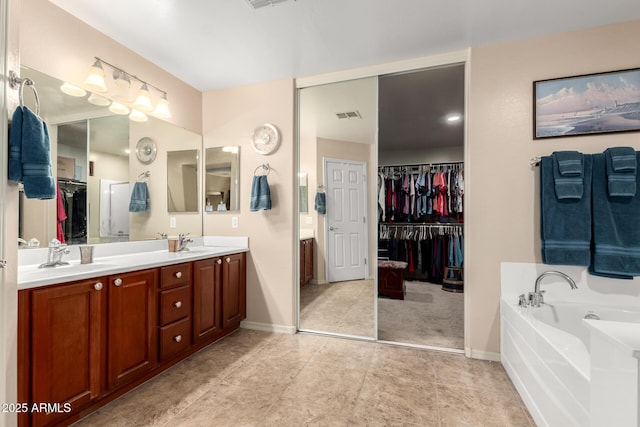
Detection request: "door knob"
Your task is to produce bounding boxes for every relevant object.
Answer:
[94,282,103,291]
[174,301,182,308]
[175,271,182,279]
[174,335,182,343]
[226,257,231,263]
[217,259,222,265]
[329,226,339,231]
[114,278,123,286]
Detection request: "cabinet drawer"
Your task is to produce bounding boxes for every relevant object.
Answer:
[160,263,191,289]
[159,317,191,361]
[159,285,191,326]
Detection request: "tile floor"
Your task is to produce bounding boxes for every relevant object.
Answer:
[74,329,535,426]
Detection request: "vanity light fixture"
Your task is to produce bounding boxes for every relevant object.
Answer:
[83,59,108,93]
[87,93,111,106]
[83,56,171,120]
[60,82,86,97]
[109,101,130,115]
[129,109,148,122]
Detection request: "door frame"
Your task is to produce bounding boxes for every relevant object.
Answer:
[323,157,368,283]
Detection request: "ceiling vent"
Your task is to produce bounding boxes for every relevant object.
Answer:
[245,0,289,9]
[336,110,362,120]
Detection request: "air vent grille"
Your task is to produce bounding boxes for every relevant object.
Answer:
[336,111,362,120]
[245,0,288,9]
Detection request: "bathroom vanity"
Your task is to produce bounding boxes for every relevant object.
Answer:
[16,238,247,427]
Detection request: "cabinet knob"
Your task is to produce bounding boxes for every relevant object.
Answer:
[174,335,182,343]
[175,271,182,279]
[94,282,103,291]
[217,259,222,265]
[226,257,231,263]
[114,278,123,286]
[174,301,182,308]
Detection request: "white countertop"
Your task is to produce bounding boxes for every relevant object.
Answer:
[18,236,248,290]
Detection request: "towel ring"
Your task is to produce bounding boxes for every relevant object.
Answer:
[9,71,40,115]
[254,163,271,176]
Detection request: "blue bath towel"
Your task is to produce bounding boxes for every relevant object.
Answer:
[250,175,271,211]
[552,151,584,199]
[540,155,592,266]
[314,192,326,214]
[19,107,56,199]
[590,152,640,279]
[8,106,23,182]
[129,182,150,212]
[604,147,636,197]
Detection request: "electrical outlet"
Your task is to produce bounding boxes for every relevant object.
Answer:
[170,217,177,228]
[305,216,313,225]
[231,216,239,229]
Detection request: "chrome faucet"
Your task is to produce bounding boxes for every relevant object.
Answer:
[177,233,193,252]
[38,239,70,268]
[528,270,578,307]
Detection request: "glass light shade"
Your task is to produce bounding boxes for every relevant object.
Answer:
[109,102,130,115]
[152,95,171,119]
[60,82,86,97]
[112,71,132,101]
[83,60,108,93]
[87,93,111,106]
[133,84,153,112]
[129,109,148,122]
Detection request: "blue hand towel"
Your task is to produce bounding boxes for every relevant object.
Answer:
[540,155,592,266]
[604,147,636,197]
[590,152,640,279]
[250,175,271,211]
[20,107,56,199]
[552,151,584,199]
[8,106,23,182]
[129,182,150,212]
[314,192,326,214]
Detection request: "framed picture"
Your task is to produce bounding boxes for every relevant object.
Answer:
[533,68,640,139]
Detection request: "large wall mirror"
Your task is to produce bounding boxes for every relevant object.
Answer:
[167,149,199,213]
[204,147,240,212]
[18,66,204,247]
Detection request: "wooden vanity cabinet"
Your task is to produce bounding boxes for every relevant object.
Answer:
[193,258,223,344]
[24,277,107,427]
[222,253,246,328]
[107,269,158,389]
[158,263,192,361]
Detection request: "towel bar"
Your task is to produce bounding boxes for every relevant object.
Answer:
[9,70,40,115]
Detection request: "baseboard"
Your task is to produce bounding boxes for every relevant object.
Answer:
[465,348,501,361]
[240,320,296,334]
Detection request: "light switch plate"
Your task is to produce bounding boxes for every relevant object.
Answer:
[232,216,239,228]
[170,217,177,228]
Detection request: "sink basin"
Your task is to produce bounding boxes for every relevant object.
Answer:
[20,262,118,276]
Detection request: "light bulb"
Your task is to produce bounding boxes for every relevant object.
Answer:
[109,102,130,115]
[83,59,107,93]
[133,83,153,112]
[60,82,86,97]
[152,93,171,119]
[129,109,148,122]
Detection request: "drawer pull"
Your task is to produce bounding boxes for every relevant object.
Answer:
[174,301,182,308]
[175,271,182,279]
[174,335,182,343]
[114,278,123,287]
[217,259,222,265]
[94,282,103,291]
[226,257,231,263]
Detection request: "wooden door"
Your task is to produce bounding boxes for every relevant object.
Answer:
[107,269,157,389]
[193,257,222,343]
[30,278,106,426]
[222,253,246,328]
[303,239,314,284]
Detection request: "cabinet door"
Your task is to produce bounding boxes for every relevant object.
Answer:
[30,278,106,426]
[222,253,246,328]
[107,269,157,389]
[193,258,222,343]
[304,239,314,284]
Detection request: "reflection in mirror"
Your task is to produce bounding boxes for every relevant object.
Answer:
[298,77,378,339]
[204,147,240,212]
[17,66,203,247]
[299,173,308,213]
[167,150,199,213]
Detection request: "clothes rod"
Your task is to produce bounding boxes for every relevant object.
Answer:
[380,161,463,168]
[379,223,463,227]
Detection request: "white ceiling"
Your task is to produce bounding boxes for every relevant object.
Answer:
[49,0,640,92]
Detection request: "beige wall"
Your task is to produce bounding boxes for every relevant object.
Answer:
[467,20,640,354]
[202,79,296,330]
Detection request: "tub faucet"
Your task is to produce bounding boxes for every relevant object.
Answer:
[177,233,193,252]
[529,270,578,307]
[38,239,70,268]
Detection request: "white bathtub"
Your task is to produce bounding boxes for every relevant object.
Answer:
[501,298,640,427]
